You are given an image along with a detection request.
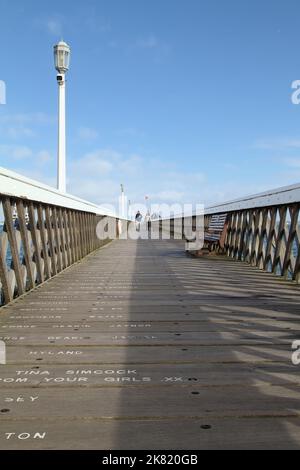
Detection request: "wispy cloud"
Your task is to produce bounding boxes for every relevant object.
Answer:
[284,157,300,168]
[0,112,55,126]
[78,127,99,141]
[36,150,53,164]
[132,34,171,60]
[136,35,160,49]
[6,126,35,139]
[46,18,63,36]
[0,112,55,142]
[253,138,300,150]
[2,144,286,209]
[116,127,145,138]
[84,16,111,34]
[70,151,114,178]
[108,40,118,49]
[34,15,64,37]
[0,145,33,160]
[0,145,54,164]
[66,147,256,208]
[152,190,185,202]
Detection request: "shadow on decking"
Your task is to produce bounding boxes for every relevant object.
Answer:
[113,239,300,449]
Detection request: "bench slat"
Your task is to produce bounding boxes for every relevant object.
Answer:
[204,214,228,244]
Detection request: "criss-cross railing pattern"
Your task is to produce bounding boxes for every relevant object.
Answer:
[224,203,300,282]
[0,195,111,306]
[163,185,300,283]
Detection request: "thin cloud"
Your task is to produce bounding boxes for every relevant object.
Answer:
[284,158,300,168]
[0,145,55,164]
[78,127,99,141]
[47,20,62,36]
[0,145,32,160]
[34,16,64,37]
[136,35,159,49]
[84,16,111,34]
[253,139,300,150]
[116,127,145,138]
[133,34,171,60]
[0,113,55,141]
[36,150,53,164]
[6,126,35,139]
[0,112,55,125]
[153,190,185,202]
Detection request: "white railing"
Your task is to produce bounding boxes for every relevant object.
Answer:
[0,167,116,216]
[0,168,121,306]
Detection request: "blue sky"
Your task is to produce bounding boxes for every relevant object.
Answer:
[1,0,300,209]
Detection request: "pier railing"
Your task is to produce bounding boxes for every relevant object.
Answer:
[0,168,119,306]
[163,183,300,283]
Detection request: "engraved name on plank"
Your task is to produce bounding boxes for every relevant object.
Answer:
[0,368,185,384]
[0,337,25,342]
[3,396,39,403]
[29,350,83,356]
[10,316,63,319]
[4,433,46,441]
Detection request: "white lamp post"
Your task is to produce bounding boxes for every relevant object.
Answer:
[54,41,71,193]
[120,184,126,218]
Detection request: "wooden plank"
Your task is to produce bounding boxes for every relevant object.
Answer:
[1,344,291,365]
[227,212,237,257]
[66,210,75,264]
[75,212,83,260]
[28,202,44,284]
[2,197,25,296]
[52,207,62,272]
[282,205,299,278]
[256,208,268,269]
[1,417,300,450]
[249,209,261,266]
[45,206,57,276]
[62,209,71,267]
[82,212,87,255]
[244,209,254,262]
[89,213,94,252]
[58,208,67,270]
[37,204,51,280]
[272,206,287,274]
[1,384,300,418]
[82,213,88,255]
[0,204,13,304]
[69,211,78,262]
[263,207,277,271]
[16,200,35,290]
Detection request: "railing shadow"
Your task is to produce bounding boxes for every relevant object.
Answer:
[112,238,300,449]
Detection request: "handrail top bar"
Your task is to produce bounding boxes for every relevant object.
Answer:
[0,166,119,217]
[204,181,300,215]
[153,181,300,221]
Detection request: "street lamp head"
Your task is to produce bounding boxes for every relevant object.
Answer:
[54,41,71,74]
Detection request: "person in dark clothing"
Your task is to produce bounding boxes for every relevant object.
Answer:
[135,211,142,232]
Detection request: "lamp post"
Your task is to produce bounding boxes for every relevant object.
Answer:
[54,41,71,193]
[120,184,126,218]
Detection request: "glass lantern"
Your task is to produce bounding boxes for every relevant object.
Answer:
[54,41,71,74]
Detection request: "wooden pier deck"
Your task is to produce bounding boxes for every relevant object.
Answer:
[0,239,300,449]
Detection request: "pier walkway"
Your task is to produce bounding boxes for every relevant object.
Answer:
[0,239,300,449]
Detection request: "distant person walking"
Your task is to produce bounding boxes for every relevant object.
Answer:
[135,210,142,232]
[145,212,151,231]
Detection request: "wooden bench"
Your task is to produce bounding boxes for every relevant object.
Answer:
[187,213,228,256]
